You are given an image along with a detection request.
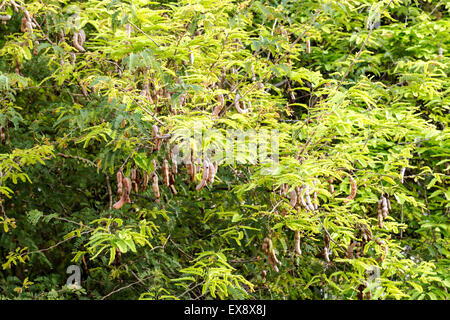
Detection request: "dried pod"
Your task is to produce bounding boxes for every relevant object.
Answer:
[189,51,194,65]
[212,94,224,117]
[294,230,302,255]
[346,176,357,201]
[0,15,11,21]
[195,159,210,190]
[169,184,178,195]
[289,189,297,208]
[162,160,170,186]
[186,162,195,182]
[78,29,86,46]
[152,173,160,202]
[116,171,124,198]
[130,168,139,193]
[141,172,150,191]
[400,167,406,184]
[207,159,216,184]
[172,157,178,175]
[346,241,357,259]
[378,211,383,228]
[234,93,249,114]
[72,32,85,52]
[298,185,308,210]
[113,177,131,209]
[381,196,389,219]
[304,186,315,211]
[306,39,311,54]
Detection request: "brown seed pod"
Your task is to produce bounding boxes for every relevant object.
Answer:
[130,168,139,193]
[78,29,86,46]
[346,176,357,201]
[72,32,85,52]
[212,94,224,117]
[207,159,216,184]
[189,51,194,65]
[294,230,302,256]
[289,189,297,208]
[152,173,160,202]
[116,171,123,199]
[162,159,170,186]
[304,186,315,211]
[400,167,406,184]
[234,93,249,114]
[113,177,131,209]
[186,162,195,182]
[346,241,357,259]
[195,159,210,190]
[306,39,311,54]
[298,185,307,209]
[141,172,150,191]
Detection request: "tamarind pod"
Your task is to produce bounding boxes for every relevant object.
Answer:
[306,39,311,54]
[113,197,125,209]
[378,211,383,228]
[23,10,32,22]
[207,159,216,183]
[195,159,210,190]
[400,167,406,184]
[289,189,297,208]
[312,180,319,210]
[213,160,218,173]
[162,159,170,186]
[0,15,11,21]
[304,187,315,211]
[25,21,33,33]
[271,250,281,266]
[141,172,149,191]
[346,241,357,259]
[386,195,391,212]
[186,162,194,181]
[116,171,123,198]
[169,184,178,195]
[171,157,178,175]
[280,184,288,197]
[324,247,330,263]
[152,124,159,137]
[189,51,194,65]
[122,177,132,203]
[381,196,388,219]
[234,93,249,114]
[72,32,85,52]
[298,185,308,209]
[262,237,271,254]
[294,230,302,255]
[151,173,160,201]
[267,253,278,272]
[212,95,224,117]
[347,176,357,201]
[78,29,86,46]
[378,196,384,211]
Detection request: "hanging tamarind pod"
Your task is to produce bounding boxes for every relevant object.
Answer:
[346,176,357,201]
[78,29,86,46]
[312,180,319,210]
[212,94,224,117]
[381,195,389,219]
[294,230,302,255]
[298,185,307,210]
[152,173,160,203]
[289,189,297,208]
[346,241,357,259]
[113,177,131,209]
[306,38,311,54]
[130,168,139,193]
[304,186,315,211]
[0,15,11,21]
[116,171,123,199]
[196,159,210,190]
[141,172,149,192]
[234,93,249,114]
[400,167,406,184]
[189,50,194,65]
[207,159,216,184]
[73,33,85,52]
[162,160,170,186]
[324,233,331,263]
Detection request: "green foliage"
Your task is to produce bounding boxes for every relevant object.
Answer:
[0,0,448,300]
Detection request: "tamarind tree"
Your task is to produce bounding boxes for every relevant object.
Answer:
[0,0,448,300]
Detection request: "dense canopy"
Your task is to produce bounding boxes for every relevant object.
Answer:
[0,0,448,300]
